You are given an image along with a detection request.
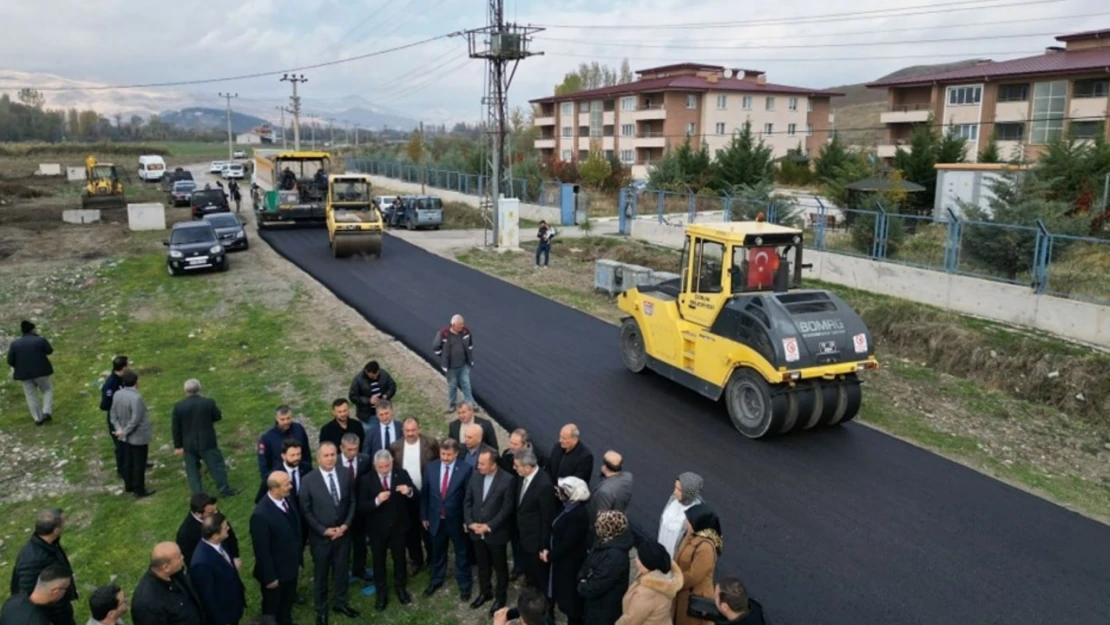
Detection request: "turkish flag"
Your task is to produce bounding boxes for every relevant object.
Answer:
[746,247,780,290]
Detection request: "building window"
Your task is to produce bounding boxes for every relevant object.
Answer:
[560,102,573,115]
[766,97,775,111]
[994,122,1025,141]
[589,101,603,138]
[1030,80,1066,144]
[807,99,814,112]
[716,95,727,109]
[1073,79,1109,99]
[620,149,634,164]
[997,83,1029,102]
[787,123,796,136]
[946,85,982,106]
[715,122,726,135]
[621,123,635,137]
[561,150,571,160]
[621,96,636,111]
[561,126,572,137]
[951,124,978,141]
[578,150,588,160]
[789,97,798,111]
[742,96,752,110]
[806,124,813,136]
[687,94,698,109]
[1070,120,1103,139]
[763,123,773,135]
[604,149,613,160]
[686,122,696,136]
[579,102,589,112]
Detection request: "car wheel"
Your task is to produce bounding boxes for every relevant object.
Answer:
[167,263,179,277]
[218,257,229,272]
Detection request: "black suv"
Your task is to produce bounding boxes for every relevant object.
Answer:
[161,167,194,193]
[190,188,231,219]
[164,220,229,276]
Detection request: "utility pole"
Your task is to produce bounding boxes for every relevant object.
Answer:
[219,92,238,161]
[309,116,317,149]
[275,106,288,150]
[326,117,336,147]
[280,73,307,151]
[466,4,542,248]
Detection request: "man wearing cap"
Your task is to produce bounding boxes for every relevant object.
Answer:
[7,320,55,426]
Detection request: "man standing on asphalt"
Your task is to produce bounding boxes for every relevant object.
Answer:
[546,424,594,487]
[99,356,129,479]
[432,314,475,413]
[1,565,73,625]
[589,451,633,519]
[7,320,54,426]
[348,360,397,426]
[172,379,238,497]
[257,405,314,489]
[110,371,155,498]
[10,509,78,625]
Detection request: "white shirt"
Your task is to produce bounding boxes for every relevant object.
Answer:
[284,462,300,493]
[203,538,231,565]
[379,421,395,448]
[320,467,340,502]
[658,498,697,559]
[403,440,422,491]
[267,493,288,513]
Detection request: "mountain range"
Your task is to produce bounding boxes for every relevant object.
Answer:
[0,69,420,131]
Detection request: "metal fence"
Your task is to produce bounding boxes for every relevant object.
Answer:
[353,157,1110,305]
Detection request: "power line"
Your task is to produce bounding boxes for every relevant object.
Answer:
[543,49,1046,63]
[321,0,395,57]
[535,0,1064,30]
[537,30,1072,51]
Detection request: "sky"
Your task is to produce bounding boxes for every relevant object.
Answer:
[1,0,1108,124]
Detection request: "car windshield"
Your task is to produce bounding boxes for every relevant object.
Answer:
[333,181,371,202]
[206,215,239,228]
[416,198,442,210]
[192,191,224,205]
[174,182,196,192]
[171,227,216,245]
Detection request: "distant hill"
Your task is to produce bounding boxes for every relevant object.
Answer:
[159,107,270,134]
[826,59,993,146]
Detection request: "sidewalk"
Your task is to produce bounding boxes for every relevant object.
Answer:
[388,220,621,259]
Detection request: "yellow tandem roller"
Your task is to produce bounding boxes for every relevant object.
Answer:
[326,174,384,259]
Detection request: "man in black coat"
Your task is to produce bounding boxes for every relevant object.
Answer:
[318,399,364,452]
[546,424,594,486]
[357,449,415,610]
[299,441,359,625]
[448,402,497,451]
[348,360,397,425]
[9,509,77,625]
[99,355,129,478]
[510,448,556,594]
[338,433,373,584]
[251,472,303,625]
[172,379,237,496]
[7,320,54,426]
[176,493,241,572]
[463,449,515,615]
[130,542,205,625]
[1,564,73,625]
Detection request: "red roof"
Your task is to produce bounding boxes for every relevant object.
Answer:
[530,74,843,104]
[866,48,1110,88]
[635,62,725,74]
[1056,28,1110,42]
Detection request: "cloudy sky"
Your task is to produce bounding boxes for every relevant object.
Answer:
[1,0,1107,123]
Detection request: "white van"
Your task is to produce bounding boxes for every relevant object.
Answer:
[138,155,167,182]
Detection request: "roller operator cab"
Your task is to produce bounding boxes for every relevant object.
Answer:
[616,218,879,439]
[256,151,331,228]
[326,174,384,258]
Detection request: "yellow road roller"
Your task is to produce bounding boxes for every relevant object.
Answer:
[616,217,878,439]
[326,174,384,258]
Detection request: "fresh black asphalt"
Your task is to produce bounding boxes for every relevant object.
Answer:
[260,228,1110,625]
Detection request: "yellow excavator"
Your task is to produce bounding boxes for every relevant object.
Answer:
[82,155,127,210]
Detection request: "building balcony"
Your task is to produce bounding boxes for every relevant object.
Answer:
[876,143,910,158]
[624,105,667,121]
[1070,96,1108,121]
[534,138,555,149]
[534,116,555,126]
[631,132,667,148]
[880,104,932,124]
[993,101,1028,122]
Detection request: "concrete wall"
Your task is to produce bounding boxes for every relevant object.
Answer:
[364,175,561,224]
[628,219,1110,349]
[127,203,166,231]
[63,209,101,224]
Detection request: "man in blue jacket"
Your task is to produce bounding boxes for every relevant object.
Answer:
[188,513,245,625]
[7,320,54,426]
[420,438,474,601]
[257,405,313,485]
[99,356,129,478]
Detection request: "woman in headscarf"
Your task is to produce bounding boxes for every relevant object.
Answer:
[657,472,704,558]
[577,510,635,625]
[546,476,590,625]
[673,504,723,625]
[615,539,683,625]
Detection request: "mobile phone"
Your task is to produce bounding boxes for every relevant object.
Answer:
[506,608,520,620]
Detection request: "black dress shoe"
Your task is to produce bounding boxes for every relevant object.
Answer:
[489,600,506,617]
[397,588,412,605]
[375,595,387,612]
[423,583,441,597]
[134,489,156,498]
[332,605,359,618]
[459,587,472,602]
[469,593,492,609]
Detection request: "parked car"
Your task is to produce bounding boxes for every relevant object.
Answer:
[161,168,194,193]
[209,161,226,174]
[203,212,249,251]
[222,163,245,179]
[164,220,228,276]
[169,180,197,207]
[396,195,444,230]
[232,149,246,159]
[190,188,231,219]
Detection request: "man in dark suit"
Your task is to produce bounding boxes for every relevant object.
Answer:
[546,423,594,486]
[9,508,77,625]
[448,402,497,451]
[175,493,241,572]
[498,427,545,580]
[7,319,54,426]
[250,472,302,625]
[361,400,402,457]
[338,433,372,584]
[464,448,515,615]
[99,355,129,478]
[511,447,557,594]
[171,378,238,496]
[357,450,415,611]
[420,438,473,601]
[299,441,359,625]
[187,513,245,625]
[389,417,439,575]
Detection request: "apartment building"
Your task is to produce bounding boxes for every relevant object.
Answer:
[867,27,1110,163]
[530,63,841,179]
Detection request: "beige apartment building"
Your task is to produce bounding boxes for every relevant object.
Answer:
[530,63,840,180]
[867,27,1110,163]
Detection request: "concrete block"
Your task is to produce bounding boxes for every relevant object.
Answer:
[62,209,101,224]
[127,203,166,231]
[496,196,520,250]
[66,167,85,182]
[35,163,62,176]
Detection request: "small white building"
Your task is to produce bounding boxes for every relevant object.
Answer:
[236,132,264,145]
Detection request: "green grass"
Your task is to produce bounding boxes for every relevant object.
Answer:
[0,251,461,625]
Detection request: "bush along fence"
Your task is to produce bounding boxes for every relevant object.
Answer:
[350,157,1110,306]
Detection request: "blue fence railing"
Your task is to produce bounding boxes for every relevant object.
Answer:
[351,157,1110,306]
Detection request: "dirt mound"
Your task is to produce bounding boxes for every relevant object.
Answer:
[0,181,49,200]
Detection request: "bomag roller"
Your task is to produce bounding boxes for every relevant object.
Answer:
[327,174,384,258]
[81,155,127,210]
[616,217,879,439]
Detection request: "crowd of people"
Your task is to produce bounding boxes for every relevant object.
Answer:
[3,315,766,625]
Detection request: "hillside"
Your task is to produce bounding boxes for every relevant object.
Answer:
[158,107,270,134]
[826,59,993,146]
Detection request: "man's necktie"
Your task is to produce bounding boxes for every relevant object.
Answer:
[218,545,231,565]
[280,499,289,514]
[348,461,355,483]
[328,472,340,505]
[440,465,450,518]
[381,475,389,491]
[384,425,391,448]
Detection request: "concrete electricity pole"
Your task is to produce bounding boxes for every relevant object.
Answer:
[280,74,307,151]
[219,92,238,161]
[274,106,288,150]
[327,117,336,147]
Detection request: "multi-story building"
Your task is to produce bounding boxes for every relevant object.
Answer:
[530,63,841,179]
[867,27,1110,163]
